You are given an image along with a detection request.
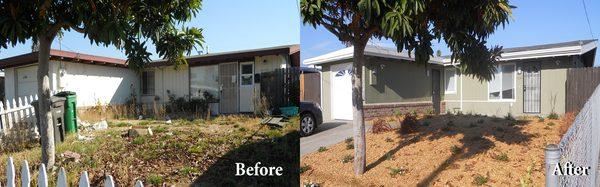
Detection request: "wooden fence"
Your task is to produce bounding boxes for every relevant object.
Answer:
[565,67,600,113]
[0,94,39,135]
[300,71,320,104]
[260,68,300,110]
[3,157,146,187]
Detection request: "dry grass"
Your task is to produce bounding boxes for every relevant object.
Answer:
[1,115,299,186]
[301,114,564,186]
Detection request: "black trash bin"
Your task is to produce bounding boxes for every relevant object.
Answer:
[31,96,67,143]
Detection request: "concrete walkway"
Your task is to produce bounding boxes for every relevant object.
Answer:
[300,120,372,156]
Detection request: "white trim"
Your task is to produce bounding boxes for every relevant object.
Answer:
[303,45,444,65]
[443,68,457,94]
[445,100,516,103]
[442,40,597,65]
[487,63,517,102]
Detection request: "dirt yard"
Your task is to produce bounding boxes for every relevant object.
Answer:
[301,114,566,186]
[1,115,299,186]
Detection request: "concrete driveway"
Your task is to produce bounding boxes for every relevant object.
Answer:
[300,120,372,156]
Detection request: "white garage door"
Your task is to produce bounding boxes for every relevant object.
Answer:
[16,66,38,98]
[330,63,353,120]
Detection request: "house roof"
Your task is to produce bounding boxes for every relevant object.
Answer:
[442,39,598,66]
[0,49,127,69]
[303,45,445,65]
[305,40,598,67]
[149,44,300,67]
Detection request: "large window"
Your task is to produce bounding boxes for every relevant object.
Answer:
[488,64,515,100]
[141,71,155,95]
[190,65,220,99]
[444,68,457,93]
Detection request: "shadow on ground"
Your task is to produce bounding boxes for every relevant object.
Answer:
[364,114,533,186]
[313,121,347,134]
[192,130,300,186]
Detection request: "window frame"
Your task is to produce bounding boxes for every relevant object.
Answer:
[444,68,457,94]
[487,63,516,102]
[141,70,155,96]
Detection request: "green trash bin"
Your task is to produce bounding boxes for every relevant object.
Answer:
[55,91,77,133]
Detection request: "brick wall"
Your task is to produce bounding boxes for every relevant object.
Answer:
[363,102,445,120]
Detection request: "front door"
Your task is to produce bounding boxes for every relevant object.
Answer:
[239,62,255,112]
[431,69,441,114]
[219,62,239,114]
[523,63,541,113]
[330,63,353,120]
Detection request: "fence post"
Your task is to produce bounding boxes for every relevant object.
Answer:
[21,160,30,187]
[546,144,560,187]
[6,157,15,187]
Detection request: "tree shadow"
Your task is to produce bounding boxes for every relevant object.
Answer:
[192,131,299,187]
[365,114,533,185]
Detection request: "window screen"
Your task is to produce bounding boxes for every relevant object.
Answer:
[142,71,155,95]
[444,68,456,93]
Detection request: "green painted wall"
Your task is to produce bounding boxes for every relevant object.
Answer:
[443,56,581,116]
[364,57,433,104]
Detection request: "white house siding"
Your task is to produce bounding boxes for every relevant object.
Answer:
[140,66,190,105]
[4,60,138,107]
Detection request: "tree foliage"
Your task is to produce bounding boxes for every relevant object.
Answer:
[0,0,204,71]
[301,0,514,81]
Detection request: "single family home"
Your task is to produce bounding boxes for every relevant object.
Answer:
[0,44,300,115]
[304,40,597,121]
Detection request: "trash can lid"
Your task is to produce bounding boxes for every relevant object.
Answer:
[54,91,76,97]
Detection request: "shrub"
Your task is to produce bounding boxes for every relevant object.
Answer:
[422,121,430,126]
[132,136,146,145]
[538,116,545,122]
[300,164,311,174]
[342,155,353,163]
[385,152,394,160]
[372,118,393,133]
[547,122,556,127]
[450,145,461,154]
[493,152,509,161]
[388,167,407,177]
[473,174,489,186]
[400,113,419,134]
[180,166,199,175]
[504,113,515,121]
[346,144,354,150]
[147,174,164,186]
[345,137,353,144]
[547,112,559,120]
[239,127,247,132]
[317,147,328,152]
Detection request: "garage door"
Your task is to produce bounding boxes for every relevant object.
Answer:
[16,66,38,98]
[330,63,353,120]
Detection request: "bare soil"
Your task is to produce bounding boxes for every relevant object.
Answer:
[300,114,563,186]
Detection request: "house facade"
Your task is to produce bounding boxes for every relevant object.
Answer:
[304,40,597,121]
[0,45,300,115]
[140,45,300,114]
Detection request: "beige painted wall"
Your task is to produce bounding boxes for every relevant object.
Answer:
[443,56,579,116]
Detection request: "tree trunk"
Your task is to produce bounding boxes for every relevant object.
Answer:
[352,40,367,175]
[37,34,56,167]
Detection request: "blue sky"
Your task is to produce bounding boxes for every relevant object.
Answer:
[0,0,300,60]
[301,0,600,66]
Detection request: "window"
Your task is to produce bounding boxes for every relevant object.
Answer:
[240,64,253,86]
[190,65,220,99]
[444,68,457,93]
[488,64,515,100]
[141,71,155,95]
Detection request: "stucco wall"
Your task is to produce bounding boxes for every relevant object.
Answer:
[444,56,577,116]
[4,60,138,107]
[364,57,433,104]
[141,66,190,105]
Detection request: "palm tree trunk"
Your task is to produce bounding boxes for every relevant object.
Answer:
[352,40,367,175]
[37,34,55,167]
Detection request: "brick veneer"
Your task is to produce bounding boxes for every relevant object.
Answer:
[363,102,446,120]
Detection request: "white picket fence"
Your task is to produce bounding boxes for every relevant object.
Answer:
[0,94,40,136]
[2,157,146,187]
